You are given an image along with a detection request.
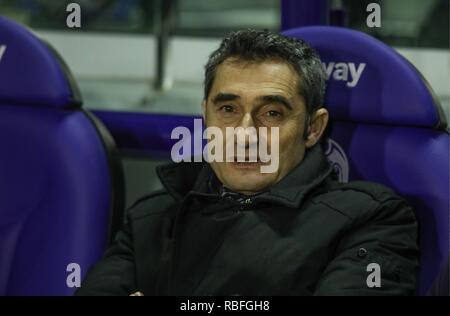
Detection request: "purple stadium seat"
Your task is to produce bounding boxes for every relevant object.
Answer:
[284,26,449,295]
[0,16,124,295]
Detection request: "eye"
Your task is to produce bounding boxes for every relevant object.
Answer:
[219,105,235,113]
[265,110,282,117]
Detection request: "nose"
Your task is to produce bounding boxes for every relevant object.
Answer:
[233,114,259,161]
[235,113,258,147]
[239,113,255,129]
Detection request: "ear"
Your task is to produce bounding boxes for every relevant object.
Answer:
[305,108,329,148]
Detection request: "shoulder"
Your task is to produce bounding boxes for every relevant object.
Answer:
[312,179,415,223]
[126,189,177,221]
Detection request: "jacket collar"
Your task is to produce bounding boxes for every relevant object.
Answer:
[257,145,333,208]
[157,144,333,208]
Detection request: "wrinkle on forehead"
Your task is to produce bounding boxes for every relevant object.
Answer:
[211,58,303,107]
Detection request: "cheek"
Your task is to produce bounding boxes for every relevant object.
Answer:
[205,111,223,129]
[273,121,304,150]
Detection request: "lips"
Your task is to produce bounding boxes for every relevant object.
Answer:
[228,156,261,163]
[228,156,263,170]
[230,161,262,169]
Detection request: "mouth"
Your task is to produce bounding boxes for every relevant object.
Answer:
[228,157,263,169]
[230,161,261,169]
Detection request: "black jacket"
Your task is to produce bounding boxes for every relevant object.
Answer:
[76,145,419,296]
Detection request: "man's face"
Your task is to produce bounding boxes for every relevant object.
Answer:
[203,58,325,195]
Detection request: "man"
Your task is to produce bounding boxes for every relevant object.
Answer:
[76,30,419,296]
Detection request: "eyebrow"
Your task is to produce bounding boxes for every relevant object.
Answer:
[258,95,293,110]
[211,93,293,111]
[211,93,240,104]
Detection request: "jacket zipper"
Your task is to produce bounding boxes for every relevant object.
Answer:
[165,192,254,294]
[166,192,221,294]
[239,197,254,211]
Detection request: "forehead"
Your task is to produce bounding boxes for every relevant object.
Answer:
[210,58,300,99]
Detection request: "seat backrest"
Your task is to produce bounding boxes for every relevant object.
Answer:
[0,16,125,295]
[284,26,449,295]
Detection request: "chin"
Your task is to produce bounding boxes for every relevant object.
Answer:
[222,167,276,193]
